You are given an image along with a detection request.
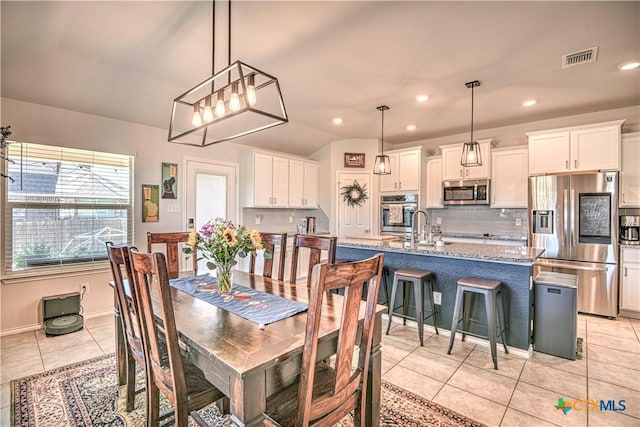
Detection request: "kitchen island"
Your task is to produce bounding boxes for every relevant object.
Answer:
[337,238,545,351]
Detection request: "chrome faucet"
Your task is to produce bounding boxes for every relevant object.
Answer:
[411,210,430,246]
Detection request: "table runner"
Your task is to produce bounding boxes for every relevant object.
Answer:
[170,275,308,325]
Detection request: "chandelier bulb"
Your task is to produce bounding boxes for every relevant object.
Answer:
[230,81,241,112]
[192,104,203,127]
[247,74,257,106]
[215,91,226,118]
[203,97,214,123]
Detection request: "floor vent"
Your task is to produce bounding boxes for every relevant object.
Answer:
[562,47,598,69]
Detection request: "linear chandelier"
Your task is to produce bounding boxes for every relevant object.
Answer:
[168,0,288,147]
[461,80,482,167]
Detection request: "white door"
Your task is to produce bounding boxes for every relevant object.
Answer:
[184,157,238,272]
[336,172,372,238]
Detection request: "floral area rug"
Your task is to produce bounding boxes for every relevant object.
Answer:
[11,353,486,426]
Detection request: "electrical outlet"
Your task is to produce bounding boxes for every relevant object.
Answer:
[515,218,522,226]
[80,283,89,294]
[436,217,442,225]
[433,291,442,305]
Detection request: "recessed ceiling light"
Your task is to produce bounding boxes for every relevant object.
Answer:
[332,117,343,125]
[618,61,640,71]
[416,95,429,103]
[406,124,417,131]
[522,99,538,107]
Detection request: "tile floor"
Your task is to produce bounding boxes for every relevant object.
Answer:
[1,313,639,426]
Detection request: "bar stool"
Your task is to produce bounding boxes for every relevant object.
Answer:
[447,277,508,370]
[386,269,438,346]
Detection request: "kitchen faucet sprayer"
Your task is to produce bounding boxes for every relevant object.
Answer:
[411,210,430,246]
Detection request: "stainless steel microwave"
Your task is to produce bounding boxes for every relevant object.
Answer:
[442,179,490,205]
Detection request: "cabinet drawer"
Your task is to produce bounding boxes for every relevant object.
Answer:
[622,248,640,263]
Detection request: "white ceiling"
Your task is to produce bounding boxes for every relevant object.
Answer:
[2,1,639,156]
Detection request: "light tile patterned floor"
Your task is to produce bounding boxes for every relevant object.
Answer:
[1,314,639,426]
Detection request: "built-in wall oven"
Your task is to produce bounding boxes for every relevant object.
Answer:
[380,194,418,235]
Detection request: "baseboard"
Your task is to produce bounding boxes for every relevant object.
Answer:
[382,313,532,359]
[1,309,113,337]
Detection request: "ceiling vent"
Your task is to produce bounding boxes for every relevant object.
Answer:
[562,47,599,69]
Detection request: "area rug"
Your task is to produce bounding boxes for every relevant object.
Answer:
[11,353,485,426]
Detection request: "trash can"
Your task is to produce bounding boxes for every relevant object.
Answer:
[533,271,580,360]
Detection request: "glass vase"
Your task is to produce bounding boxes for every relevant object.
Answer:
[214,261,234,294]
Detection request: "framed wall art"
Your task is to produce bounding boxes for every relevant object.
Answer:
[142,184,160,222]
[344,153,365,168]
[161,162,177,199]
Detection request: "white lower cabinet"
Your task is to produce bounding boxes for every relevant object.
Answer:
[620,247,640,318]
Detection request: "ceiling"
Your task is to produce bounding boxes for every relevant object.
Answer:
[2,1,639,156]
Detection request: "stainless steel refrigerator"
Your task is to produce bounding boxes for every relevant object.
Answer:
[529,172,619,317]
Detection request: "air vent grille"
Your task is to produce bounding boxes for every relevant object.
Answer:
[562,47,599,69]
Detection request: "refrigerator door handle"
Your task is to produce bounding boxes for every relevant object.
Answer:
[537,262,609,272]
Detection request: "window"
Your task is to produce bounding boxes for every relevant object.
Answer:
[3,142,133,277]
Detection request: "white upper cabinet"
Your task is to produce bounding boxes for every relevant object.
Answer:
[620,132,640,208]
[242,150,318,208]
[491,146,528,208]
[425,157,443,208]
[289,159,318,208]
[440,140,492,181]
[526,120,624,175]
[379,147,423,192]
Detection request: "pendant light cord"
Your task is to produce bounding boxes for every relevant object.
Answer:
[381,108,385,155]
[228,0,231,83]
[470,83,474,143]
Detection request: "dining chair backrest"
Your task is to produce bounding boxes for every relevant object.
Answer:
[249,232,287,281]
[289,234,337,287]
[105,241,144,411]
[128,248,224,426]
[267,253,385,426]
[147,231,196,279]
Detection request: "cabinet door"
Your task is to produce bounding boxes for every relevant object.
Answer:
[464,141,491,179]
[571,126,620,171]
[303,162,318,207]
[620,133,640,207]
[528,132,570,175]
[441,146,465,180]
[271,157,289,207]
[253,153,274,207]
[288,159,305,208]
[397,150,420,190]
[379,153,399,192]
[491,147,528,208]
[425,158,442,208]
[621,249,640,312]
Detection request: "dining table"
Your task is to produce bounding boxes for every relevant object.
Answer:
[111,270,385,426]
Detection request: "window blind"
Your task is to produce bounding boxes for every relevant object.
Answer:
[3,142,134,277]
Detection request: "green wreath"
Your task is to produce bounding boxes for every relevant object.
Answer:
[341,180,368,207]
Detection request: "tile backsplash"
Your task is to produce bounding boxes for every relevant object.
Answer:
[242,208,329,234]
[427,206,528,239]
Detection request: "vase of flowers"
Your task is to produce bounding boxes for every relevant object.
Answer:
[183,218,268,294]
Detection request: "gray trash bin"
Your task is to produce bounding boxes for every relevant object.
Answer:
[533,271,580,360]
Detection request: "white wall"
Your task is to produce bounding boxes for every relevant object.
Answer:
[0,97,247,334]
[310,138,379,234]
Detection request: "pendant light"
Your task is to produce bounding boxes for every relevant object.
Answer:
[168,0,288,147]
[373,105,391,175]
[461,80,482,167]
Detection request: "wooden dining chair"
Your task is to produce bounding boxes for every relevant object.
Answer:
[265,253,385,426]
[249,232,287,281]
[289,234,337,287]
[147,231,197,279]
[128,248,226,427]
[105,242,145,413]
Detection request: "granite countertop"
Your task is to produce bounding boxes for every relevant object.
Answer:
[620,244,640,249]
[337,237,545,264]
